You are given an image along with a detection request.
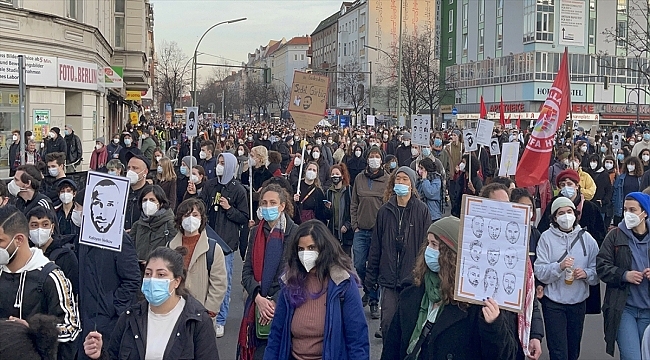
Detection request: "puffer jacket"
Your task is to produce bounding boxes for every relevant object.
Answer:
[130,208,178,261]
[366,196,432,290]
[350,169,390,230]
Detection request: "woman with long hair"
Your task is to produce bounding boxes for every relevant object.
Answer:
[346,144,366,186]
[382,217,518,360]
[264,220,369,359]
[236,144,250,181]
[155,157,177,208]
[90,137,108,170]
[614,157,644,224]
[310,144,331,188]
[130,184,178,265]
[184,165,206,201]
[151,147,164,171]
[239,184,299,359]
[83,247,220,359]
[324,164,354,256]
[293,161,328,224]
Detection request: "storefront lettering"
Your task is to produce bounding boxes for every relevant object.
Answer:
[488,103,525,112]
[59,64,97,84]
[537,87,583,97]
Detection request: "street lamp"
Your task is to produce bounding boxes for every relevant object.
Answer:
[192,17,247,107]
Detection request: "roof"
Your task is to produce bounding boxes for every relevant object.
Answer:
[312,11,339,36]
[286,36,310,46]
[266,39,286,56]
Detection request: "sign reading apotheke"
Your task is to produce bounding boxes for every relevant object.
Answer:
[0,52,58,87]
[58,58,98,91]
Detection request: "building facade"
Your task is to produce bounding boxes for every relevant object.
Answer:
[311,11,340,109]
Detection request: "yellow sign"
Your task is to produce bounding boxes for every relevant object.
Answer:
[440,105,453,113]
[130,112,139,125]
[126,91,142,101]
[287,71,329,130]
[9,93,19,105]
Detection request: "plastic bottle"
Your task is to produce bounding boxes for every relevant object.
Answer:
[565,263,574,285]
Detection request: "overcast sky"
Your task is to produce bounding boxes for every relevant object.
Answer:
[152,0,341,79]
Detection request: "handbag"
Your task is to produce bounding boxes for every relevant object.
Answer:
[255,306,272,339]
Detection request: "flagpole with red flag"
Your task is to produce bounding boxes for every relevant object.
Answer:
[515,48,572,187]
[499,96,506,128]
[480,95,487,119]
[516,115,521,130]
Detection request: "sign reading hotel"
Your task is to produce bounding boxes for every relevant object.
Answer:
[288,71,329,130]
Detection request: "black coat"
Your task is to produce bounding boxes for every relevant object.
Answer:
[196,177,249,250]
[65,132,83,164]
[103,295,219,360]
[592,169,614,208]
[395,144,414,167]
[366,196,432,290]
[381,285,519,360]
[45,135,67,157]
[324,185,354,247]
[43,234,79,295]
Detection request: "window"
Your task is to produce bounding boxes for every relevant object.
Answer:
[497,24,503,49]
[479,0,485,22]
[617,0,626,13]
[536,7,555,41]
[115,0,125,48]
[479,29,484,53]
[449,9,454,32]
[617,20,627,47]
[68,0,83,21]
[498,0,504,16]
[462,3,469,28]
[344,43,347,56]
[295,54,298,61]
[0,0,14,4]
[448,37,454,60]
[589,18,596,45]
[462,34,468,56]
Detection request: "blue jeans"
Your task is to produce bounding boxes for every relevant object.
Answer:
[353,229,379,303]
[617,305,650,360]
[216,252,233,325]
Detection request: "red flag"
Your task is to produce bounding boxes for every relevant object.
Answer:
[516,115,521,129]
[480,95,487,119]
[516,48,571,187]
[499,96,506,127]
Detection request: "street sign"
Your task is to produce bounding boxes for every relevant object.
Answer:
[452,107,458,115]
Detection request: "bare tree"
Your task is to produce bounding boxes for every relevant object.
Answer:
[338,61,368,124]
[271,82,291,116]
[243,75,271,120]
[155,40,190,111]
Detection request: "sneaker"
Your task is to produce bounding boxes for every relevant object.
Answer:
[362,294,369,307]
[370,304,380,319]
[215,324,225,338]
[374,329,382,338]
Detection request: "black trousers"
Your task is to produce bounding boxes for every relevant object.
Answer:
[541,296,586,360]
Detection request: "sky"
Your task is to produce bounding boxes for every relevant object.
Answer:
[152,0,342,79]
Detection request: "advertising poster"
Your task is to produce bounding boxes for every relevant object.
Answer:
[33,109,51,142]
[456,195,531,313]
[79,172,129,252]
[288,71,329,130]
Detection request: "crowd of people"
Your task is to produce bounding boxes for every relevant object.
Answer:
[1,117,650,360]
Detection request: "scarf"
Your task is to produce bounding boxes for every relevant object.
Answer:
[90,146,108,170]
[518,258,535,357]
[406,271,442,356]
[573,193,585,221]
[364,167,385,180]
[238,214,287,360]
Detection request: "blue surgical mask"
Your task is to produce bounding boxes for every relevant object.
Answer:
[394,183,410,196]
[617,154,625,161]
[180,166,189,175]
[141,278,172,306]
[422,148,431,157]
[644,134,650,141]
[390,161,397,169]
[124,138,132,146]
[433,138,442,147]
[108,170,117,176]
[600,146,607,153]
[261,206,280,222]
[425,246,440,272]
[561,186,576,198]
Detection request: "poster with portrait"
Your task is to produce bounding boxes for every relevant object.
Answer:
[489,137,501,156]
[612,131,622,150]
[455,195,531,313]
[463,129,478,152]
[78,171,129,252]
[411,114,430,146]
[498,142,520,176]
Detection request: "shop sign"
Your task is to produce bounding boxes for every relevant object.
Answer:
[104,66,123,89]
[58,58,98,91]
[0,52,58,87]
[126,91,142,101]
[488,103,526,113]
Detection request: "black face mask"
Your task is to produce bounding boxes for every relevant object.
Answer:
[331,176,342,184]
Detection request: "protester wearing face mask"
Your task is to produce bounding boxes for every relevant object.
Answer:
[55,179,80,236]
[43,126,67,158]
[409,143,447,181]
[322,164,354,256]
[176,156,197,210]
[597,192,650,360]
[153,157,177,208]
[118,132,143,167]
[106,159,124,177]
[614,157,644,225]
[451,154,483,217]
[83,247,220,360]
[394,131,414,167]
[549,148,571,192]
[565,154,597,201]
[130,185,178,265]
[366,166,431,339]
[639,149,650,173]
[264,220,369,360]
[106,134,122,160]
[382,217,518,360]
[416,158,443,222]
[309,145,331,188]
[313,135,334,167]
[536,197,599,360]
[576,140,591,168]
[239,184,299,358]
[11,164,53,214]
[184,165,206,200]
[139,128,156,162]
[384,154,399,174]
[124,153,151,231]
[586,155,614,224]
[90,137,108,170]
[42,151,68,208]
[241,146,273,208]
[198,140,218,180]
[150,148,164,171]
[346,145,366,186]
[8,130,21,176]
[0,206,80,360]
[631,128,650,158]
[293,162,328,224]
[236,144,251,180]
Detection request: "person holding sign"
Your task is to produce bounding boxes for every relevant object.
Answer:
[381,216,518,360]
[450,154,483,217]
[535,197,599,360]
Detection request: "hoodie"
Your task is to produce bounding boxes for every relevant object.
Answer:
[618,220,650,309]
[0,248,81,358]
[535,225,599,304]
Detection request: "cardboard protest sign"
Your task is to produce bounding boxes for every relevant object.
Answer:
[78,172,129,252]
[186,107,198,137]
[456,195,531,313]
[367,115,376,126]
[489,138,501,156]
[463,129,478,152]
[476,119,495,146]
[288,71,329,130]
[411,115,431,146]
[498,142,520,176]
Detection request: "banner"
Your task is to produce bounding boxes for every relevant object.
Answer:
[516,48,571,187]
[288,71,329,130]
[103,66,123,89]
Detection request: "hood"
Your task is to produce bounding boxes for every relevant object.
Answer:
[618,218,650,244]
[219,152,237,185]
[1,248,50,273]
[547,223,583,239]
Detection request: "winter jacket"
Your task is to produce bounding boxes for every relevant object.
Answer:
[65,131,83,164]
[9,141,20,173]
[276,141,292,171]
[432,147,452,180]
[102,295,219,360]
[0,249,80,360]
[155,179,177,211]
[107,142,122,161]
[140,136,156,162]
[168,230,227,314]
[416,176,443,221]
[45,135,67,157]
[264,267,370,360]
[130,208,178,261]
[538,194,606,245]
[597,222,650,356]
[350,169,390,230]
[56,206,80,236]
[324,185,354,247]
[381,284,519,360]
[577,168,597,201]
[366,196,432,290]
[242,216,298,302]
[199,156,217,180]
[15,191,53,214]
[613,173,642,217]
[124,185,146,231]
[43,234,79,295]
[395,144,414,167]
[77,233,141,358]
[346,147,367,186]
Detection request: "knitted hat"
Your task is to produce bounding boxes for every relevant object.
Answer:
[625,192,650,213]
[401,132,412,140]
[182,156,197,168]
[452,130,462,137]
[50,127,60,135]
[557,150,571,161]
[367,145,383,160]
[428,216,460,252]
[551,197,575,214]
[396,166,416,188]
[555,169,580,188]
[95,137,105,145]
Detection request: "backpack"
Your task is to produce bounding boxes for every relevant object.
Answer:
[205,225,233,274]
[36,262,61,312]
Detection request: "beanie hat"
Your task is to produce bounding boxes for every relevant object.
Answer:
[182,156,197,168]
[557,150,571,160]
[555,169,580,188]
[452,130,462,137]
[625,192,650,213]
[419,157,437,173]
[367,145,383,160]
[428,216,460,252]
[51,127,60,135]
[396,166,416,188]
[551,197,575,214]
[401,132,411,140]
[95,137,105,145]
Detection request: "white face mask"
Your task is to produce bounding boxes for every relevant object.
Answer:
[155,156,162,162]
[311,151,320,160]
[199,151,207,159]
[628,164,636,173]
[124,138,132,146]
[95,144,103,150]
[305,170,317,181]
[248,157,257,167]
[71,210,82,227]
[182,216,201,233]
[113,138,120,144]
[294,157,302,166]
[556,213,576,230]
[299,250,319,272]
[238,150,245,157]
[190,174,200,184]
[624,211,645,229]
[458,162,466,172]
[216,164,225,176]
[368,158,381,169]
[589,162,598,170]
[29,228,52,247]
[580,146,588,152]
[316,139,322,145]
[643,155,650,162]
[403,140,410,146]
[355,150,362,158]
[59,192,74,205]
[7,180,22,197]
[12,134,18,141]
[126,170,140,185]
[49,167,59,177]
[604,162,614,170]
[411,148,419,157]
[142,201,159,217]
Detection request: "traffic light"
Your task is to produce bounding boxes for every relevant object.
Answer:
[263,68,272,84]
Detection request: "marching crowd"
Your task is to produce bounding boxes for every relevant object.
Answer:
[2,118,650,360]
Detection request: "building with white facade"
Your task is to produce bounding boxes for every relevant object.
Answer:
[311,11,340,109]
[0,0,152,174]
[270,36,311,117]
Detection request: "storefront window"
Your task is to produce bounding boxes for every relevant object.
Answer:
[0,87,20,169]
